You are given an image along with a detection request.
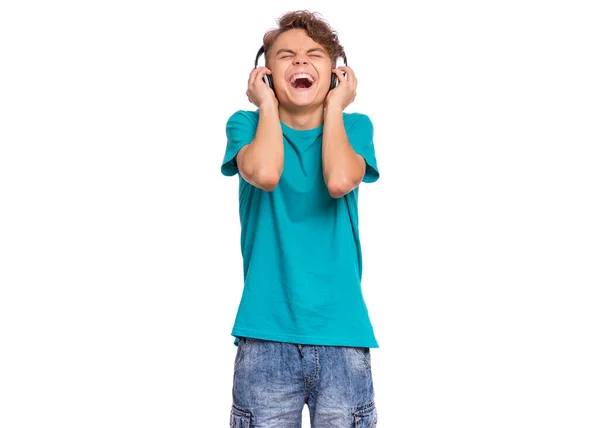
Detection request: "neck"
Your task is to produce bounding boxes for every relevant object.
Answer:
[278,103,324,130]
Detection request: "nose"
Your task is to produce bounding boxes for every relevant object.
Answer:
[293,56,308,65]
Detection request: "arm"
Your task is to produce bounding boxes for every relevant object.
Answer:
[236,102,283,191]
[322,106,366,198]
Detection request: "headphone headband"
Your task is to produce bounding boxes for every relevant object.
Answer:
[254,46,265,68]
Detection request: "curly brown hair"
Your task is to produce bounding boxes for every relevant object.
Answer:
[262,10,345,66]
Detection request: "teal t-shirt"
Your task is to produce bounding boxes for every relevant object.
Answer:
[221,109,380,348]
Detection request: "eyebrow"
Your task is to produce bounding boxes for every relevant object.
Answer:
[275,47,327,56]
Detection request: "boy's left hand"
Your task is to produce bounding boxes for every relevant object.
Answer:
[325,66,357,111]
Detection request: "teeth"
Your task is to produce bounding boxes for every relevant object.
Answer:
[290,73,315,83]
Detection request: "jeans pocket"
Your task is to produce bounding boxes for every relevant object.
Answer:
[351,347,372,372]
[352,400,377,427]
[234,337,251,370]
[230,403,252,428]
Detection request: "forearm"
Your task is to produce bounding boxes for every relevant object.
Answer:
[322,107,364,198]
[237,102,284,191]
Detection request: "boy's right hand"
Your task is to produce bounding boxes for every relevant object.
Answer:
[246,67,278,108]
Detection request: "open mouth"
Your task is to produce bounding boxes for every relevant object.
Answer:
[290,73,315,90]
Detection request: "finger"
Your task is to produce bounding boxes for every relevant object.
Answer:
[331,68,348,85]
[337,66,355,84]
[338,66,357,92]
[248,67,259,86]
[252,67,272,86]
[248,67,267,86]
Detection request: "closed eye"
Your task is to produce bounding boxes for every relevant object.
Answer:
[280,55,322,59]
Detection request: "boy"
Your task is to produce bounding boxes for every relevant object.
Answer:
[221,10,379,427]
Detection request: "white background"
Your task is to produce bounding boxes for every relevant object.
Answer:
[1,0,599,427]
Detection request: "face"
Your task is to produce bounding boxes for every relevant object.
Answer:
[267,29,333,109]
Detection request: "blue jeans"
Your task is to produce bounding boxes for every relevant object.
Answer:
[230,337,378,427]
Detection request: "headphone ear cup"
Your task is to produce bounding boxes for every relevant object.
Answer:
[266,74,274,90]
[330,73,338,91]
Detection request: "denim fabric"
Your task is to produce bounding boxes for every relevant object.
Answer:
[230,337,377,427]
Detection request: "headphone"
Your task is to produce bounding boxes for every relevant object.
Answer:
[254,46,347,94]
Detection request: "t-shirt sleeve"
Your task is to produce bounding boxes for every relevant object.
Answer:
[221,110,258,176]
[346,113,380,183]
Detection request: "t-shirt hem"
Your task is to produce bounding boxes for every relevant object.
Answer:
[221,141,251,176]
[231,327,379,348]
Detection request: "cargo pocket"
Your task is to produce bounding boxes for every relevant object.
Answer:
[230,403,252,428]
[352,400,377,427]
